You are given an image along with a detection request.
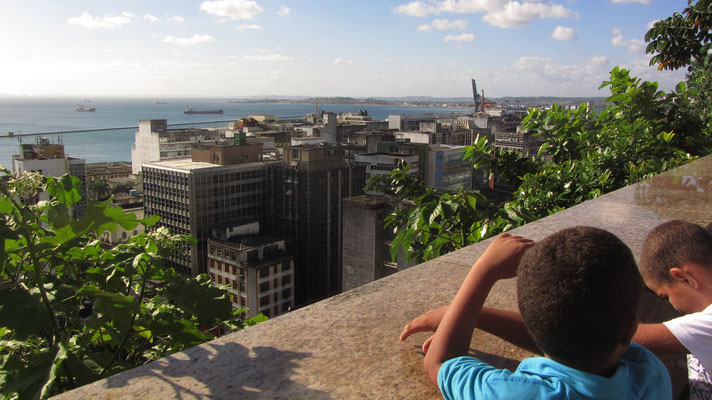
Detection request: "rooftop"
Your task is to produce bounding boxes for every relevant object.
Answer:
[55,155,712,399]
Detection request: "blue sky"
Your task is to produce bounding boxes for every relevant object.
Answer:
[0,0,689,98]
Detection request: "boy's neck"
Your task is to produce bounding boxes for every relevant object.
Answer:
[546,345,627,378]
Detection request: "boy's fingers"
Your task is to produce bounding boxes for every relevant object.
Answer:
[400,323,428,340]
[422,335,434,354]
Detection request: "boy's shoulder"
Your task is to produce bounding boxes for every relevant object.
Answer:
[438,344,670,400]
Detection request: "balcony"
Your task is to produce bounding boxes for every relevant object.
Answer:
[54,155,712,399]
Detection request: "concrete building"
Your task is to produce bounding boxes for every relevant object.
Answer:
[354,152,420,181]
[341,196,395,291]
[426,145,473,191]
[207,230,294,319]
[12,138,87,218]
[277,144,367,305]
[494,131,545,157]
[131,119,224,174]
[142,142,280,276]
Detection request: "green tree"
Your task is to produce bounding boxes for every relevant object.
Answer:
[87,178,110,201]
[645,0,712,71]
[646,0,712,132]
[0,169,265,399]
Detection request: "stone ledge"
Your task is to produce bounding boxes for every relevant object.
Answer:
[54,155,712,399]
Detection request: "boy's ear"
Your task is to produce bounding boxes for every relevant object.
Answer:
[670,266,700,289]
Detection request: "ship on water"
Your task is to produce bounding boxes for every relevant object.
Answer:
[75,104,96,112]
[184,106,223,115]
[155,100,167,104]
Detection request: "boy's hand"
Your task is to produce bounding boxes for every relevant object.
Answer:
[474,233,534,280]
[400,306,448,343]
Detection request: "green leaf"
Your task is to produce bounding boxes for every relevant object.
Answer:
[77,286,138,332]
[0,286,51,340]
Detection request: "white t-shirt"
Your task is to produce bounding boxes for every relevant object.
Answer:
[664,303,712,373]
[664,304,712,399]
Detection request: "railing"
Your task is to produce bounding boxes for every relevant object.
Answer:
[53,155,712,399]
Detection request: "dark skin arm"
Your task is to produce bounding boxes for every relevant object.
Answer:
[402,307,689,356]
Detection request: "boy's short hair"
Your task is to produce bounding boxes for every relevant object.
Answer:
[517,226,641,368]
[640,220,712,285]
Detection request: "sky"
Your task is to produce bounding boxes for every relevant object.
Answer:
[0,0,691,98]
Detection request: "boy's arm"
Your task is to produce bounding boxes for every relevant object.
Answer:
[633,323,689,354]
[423,234,534,386]
[401,306,541,355]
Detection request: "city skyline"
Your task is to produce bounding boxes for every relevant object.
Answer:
[0,0,689,98]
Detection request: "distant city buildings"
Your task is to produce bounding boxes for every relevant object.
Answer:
[12,137,87,218]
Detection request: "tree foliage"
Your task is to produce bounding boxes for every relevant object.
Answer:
[0,169,265,399]
[384,67,711,264]
[645,0,712,71]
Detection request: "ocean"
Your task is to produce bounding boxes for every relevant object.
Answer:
[0,97,470,170]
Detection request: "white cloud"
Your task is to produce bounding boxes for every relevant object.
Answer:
[333,57,357,65]
[417,24,433,32]
[168,16,185,23]
[162,34,215,46]
[514,55,610,84]
[432,18,468,30]
[393,1,439,17]
[444,33,475,42]
[244,54,293,61]
[611,0,652,4]
[67,12,134,29]
[278,5,291,16]
[611,28,646,53]
[483,2,577,28]
[200,0,264,20]
[236,24,263,31]
[394,1,577,28]
[144,14,160,23]
[552,26,575,41]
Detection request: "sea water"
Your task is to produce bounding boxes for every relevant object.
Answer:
[0,97,470,170]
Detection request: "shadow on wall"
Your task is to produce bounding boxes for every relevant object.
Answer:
[104,341,333,399]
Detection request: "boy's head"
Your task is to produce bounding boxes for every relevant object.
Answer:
[640,220,712,313]
[517,226,641,369]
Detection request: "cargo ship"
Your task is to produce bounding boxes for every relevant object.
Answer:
[75,104,96,112]
[184,106,223,114]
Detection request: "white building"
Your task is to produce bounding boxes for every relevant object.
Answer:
[130,119,224,174]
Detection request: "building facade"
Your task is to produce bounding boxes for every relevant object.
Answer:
[278,144,367,305]
[207,235,294,319]
[142,143,279,276]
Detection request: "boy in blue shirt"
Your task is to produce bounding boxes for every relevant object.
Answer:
[417,227,671,399]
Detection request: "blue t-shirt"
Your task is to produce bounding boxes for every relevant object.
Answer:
[438,343,671,399]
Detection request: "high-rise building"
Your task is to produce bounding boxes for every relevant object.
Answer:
[12,138,87,218]
[278,144,367,305]
[142,142,280,276]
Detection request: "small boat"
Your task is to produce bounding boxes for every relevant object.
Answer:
[75,104,96,112]
[155,100,167,104]
[184,106,223,115]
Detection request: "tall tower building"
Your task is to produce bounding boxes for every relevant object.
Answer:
[142,142,280,276]
[278,144,366,305]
